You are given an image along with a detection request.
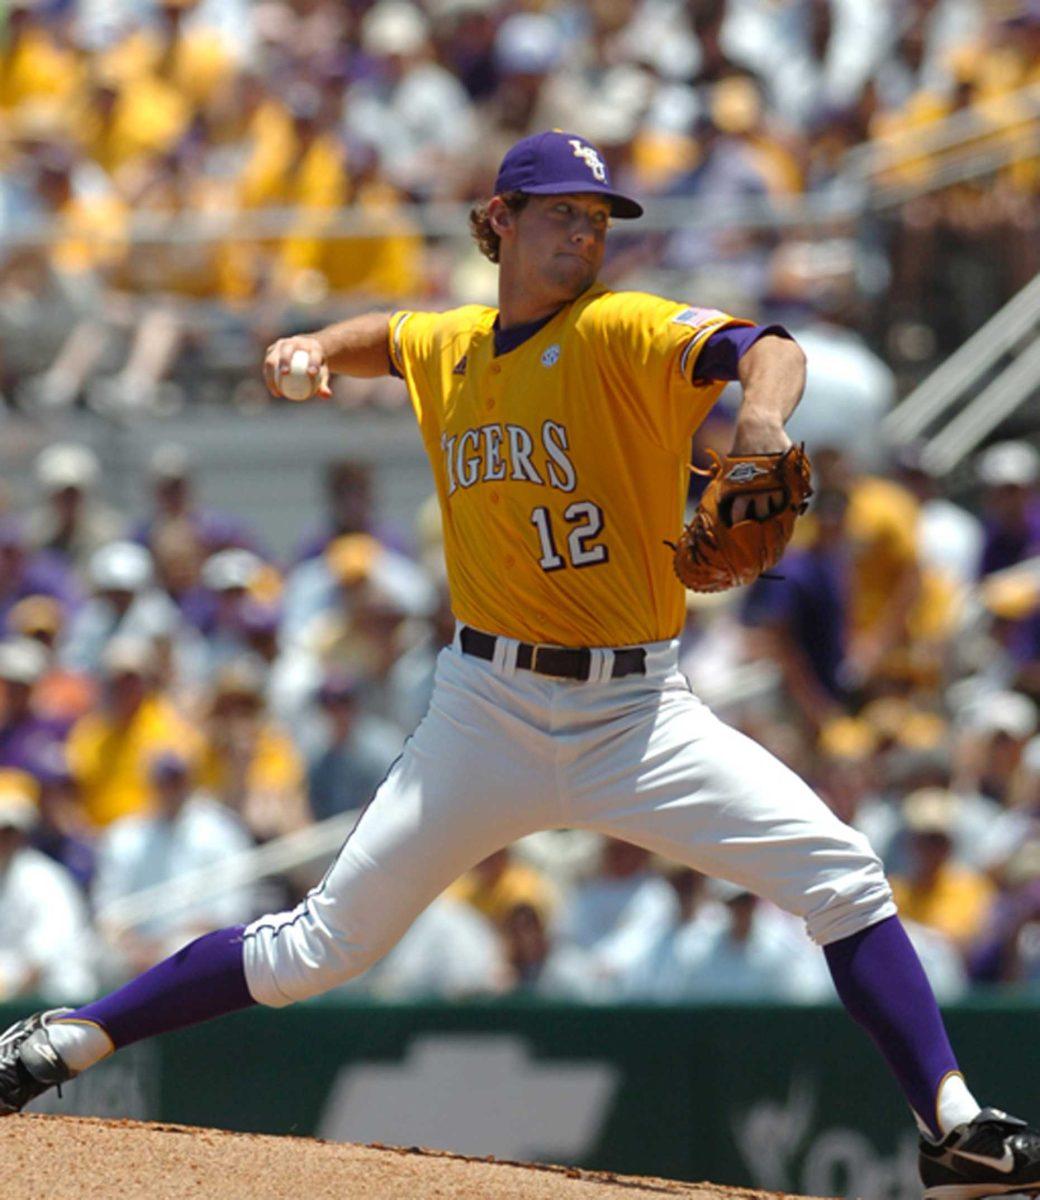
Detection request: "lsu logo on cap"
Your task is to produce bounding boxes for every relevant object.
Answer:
[568,139,607,183]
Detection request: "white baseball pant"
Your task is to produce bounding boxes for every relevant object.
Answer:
[243,628,895,1006]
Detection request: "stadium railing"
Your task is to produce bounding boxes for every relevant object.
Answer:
[883,270,1040,470]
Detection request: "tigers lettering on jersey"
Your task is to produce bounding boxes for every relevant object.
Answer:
[389,287,750,646]
[441,422,577,494]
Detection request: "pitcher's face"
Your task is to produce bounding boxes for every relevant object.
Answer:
[497,193,611,305]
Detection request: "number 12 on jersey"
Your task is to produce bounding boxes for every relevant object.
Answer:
[530,502,609,571]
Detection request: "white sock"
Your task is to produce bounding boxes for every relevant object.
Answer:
[935,1072,982,1138]
[46,1018,115,1073]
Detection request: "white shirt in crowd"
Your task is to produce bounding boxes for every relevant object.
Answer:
[92,793,257,949]
[554,871,680,984]
[623,898,832,1003]
[0,846,97,1003]
[354,896,506,1000]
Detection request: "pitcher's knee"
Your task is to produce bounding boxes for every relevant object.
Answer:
[241,897,388,1007]
[801,831,897,947]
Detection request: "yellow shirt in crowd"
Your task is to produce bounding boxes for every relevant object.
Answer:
[891,864,996,947]
[449,861,557,927]
[197,723,304,800]
[844,475,921,637]
[73,73,191,177]
[101,27,230,108]
[66,693,199,828]
[0,27,80,111]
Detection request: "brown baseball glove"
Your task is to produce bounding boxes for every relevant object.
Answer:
[671,444,813,593]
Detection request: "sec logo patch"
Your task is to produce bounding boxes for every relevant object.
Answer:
[541,344,561,367]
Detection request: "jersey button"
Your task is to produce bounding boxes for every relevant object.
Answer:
[490,491,499,504]
[486,398,495,410]
[491,365,501,375]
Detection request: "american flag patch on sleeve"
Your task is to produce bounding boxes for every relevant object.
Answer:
[672,306,725,328]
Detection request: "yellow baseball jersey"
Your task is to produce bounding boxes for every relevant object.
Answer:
[389,285,749,647]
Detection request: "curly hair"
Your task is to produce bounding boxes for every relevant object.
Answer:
[468,191,530,264]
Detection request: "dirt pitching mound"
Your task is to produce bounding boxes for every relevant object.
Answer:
[0,1114,827,1200]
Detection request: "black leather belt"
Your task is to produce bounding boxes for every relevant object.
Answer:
[460,626,646,681]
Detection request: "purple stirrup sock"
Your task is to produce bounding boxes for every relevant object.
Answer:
[824,914,959,1139]
[69,925,255,1048]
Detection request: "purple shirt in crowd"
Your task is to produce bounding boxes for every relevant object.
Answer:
[130,508,265,560]
[291,518,412,566]
[741,544,849,700]
[0,549,82,632]
[0,713,68,775]
[31,828,96,893]
[979,501,1040,576]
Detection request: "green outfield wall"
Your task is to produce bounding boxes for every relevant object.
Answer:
[6,997,1039,1200]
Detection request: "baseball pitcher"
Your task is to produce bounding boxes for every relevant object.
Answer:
[3,131,1038,1200]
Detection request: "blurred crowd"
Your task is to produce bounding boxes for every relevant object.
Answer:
[3,424,1040,1008]
[0,0,1038,414]
[1,0,1040,1010]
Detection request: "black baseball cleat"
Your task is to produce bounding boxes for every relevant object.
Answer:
[919,1107,1040,1199]
[0,1009,76,1116]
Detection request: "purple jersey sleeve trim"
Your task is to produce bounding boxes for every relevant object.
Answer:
[691,324,793,383]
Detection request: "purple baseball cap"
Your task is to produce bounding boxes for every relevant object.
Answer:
[493,130,643,219]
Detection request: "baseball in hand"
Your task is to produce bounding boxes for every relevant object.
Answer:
[280,349,320,402]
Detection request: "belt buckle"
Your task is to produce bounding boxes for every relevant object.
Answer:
[531,644,572,678]
[530,644,550,675]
